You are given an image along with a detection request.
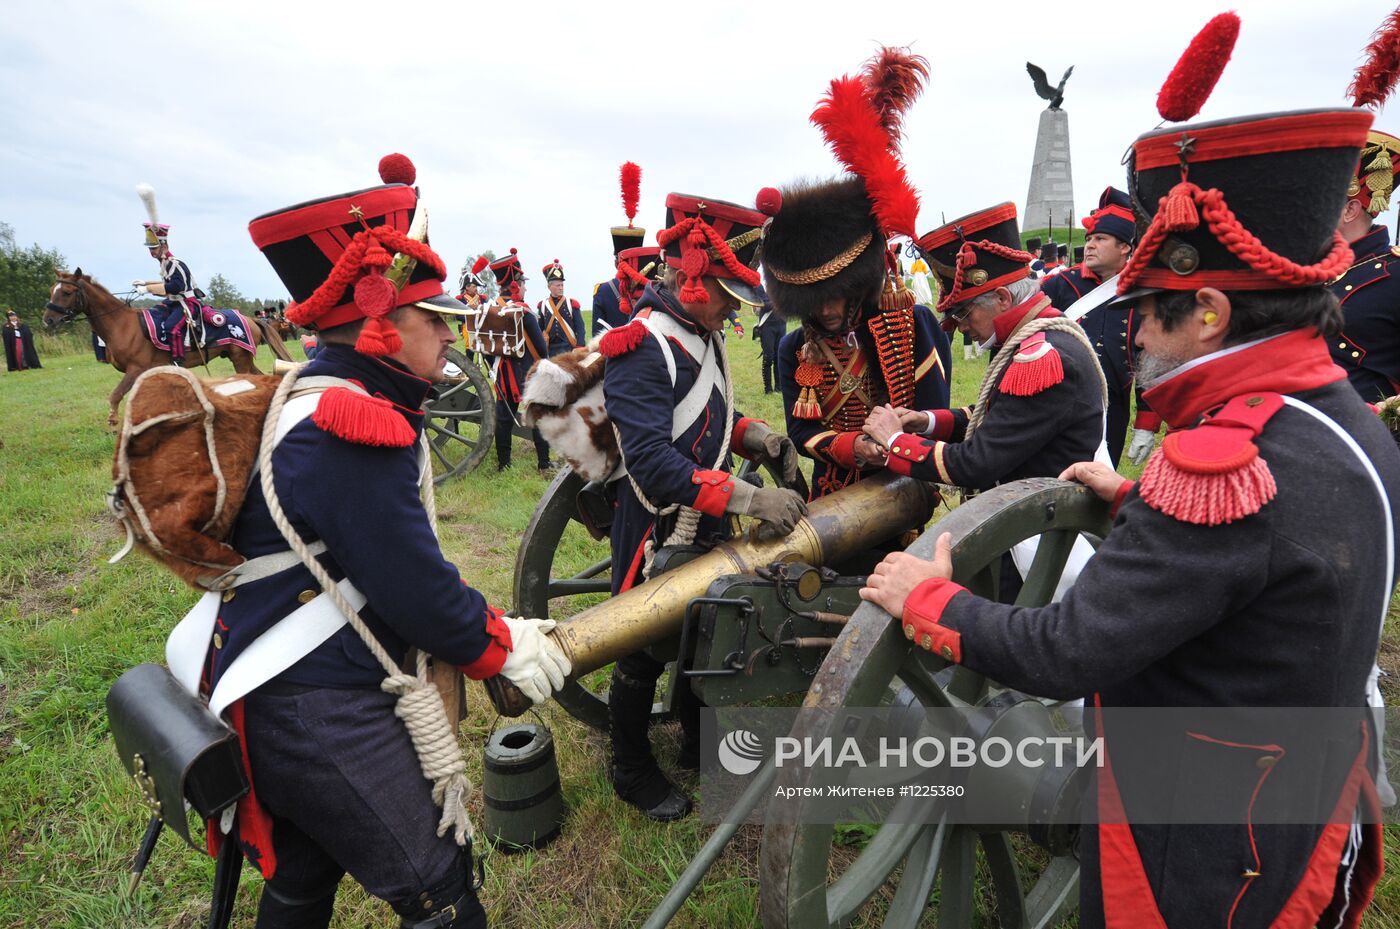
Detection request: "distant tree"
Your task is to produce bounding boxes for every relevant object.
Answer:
[0,221,67,317]
[204,273,245,309]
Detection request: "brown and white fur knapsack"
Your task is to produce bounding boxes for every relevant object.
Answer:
[519,346,620,482]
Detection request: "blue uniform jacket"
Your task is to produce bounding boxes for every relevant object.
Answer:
[536,295,586,356]
[777,304,952,498]
[591,278,635,336]
[209,344,508,692]
[1329,224,1400,403]
[602,285,753,593]
[1042,265,1158,463]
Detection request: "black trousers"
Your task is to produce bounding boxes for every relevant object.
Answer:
[494,398,550,468]
[758,323,785,393]
[243,684,486,929]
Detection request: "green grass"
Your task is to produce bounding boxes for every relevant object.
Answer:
[2,316,1397,928]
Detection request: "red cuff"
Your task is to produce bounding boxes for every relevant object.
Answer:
[827,431,861,469]
[458,606,512,679]
[691,469,734,517]
[886,433,936,478]
[1109,479,1136,519]
[731,417,763,455]
[903,578,967,662]
[1133,410,1162,432]
[928,409,956,441]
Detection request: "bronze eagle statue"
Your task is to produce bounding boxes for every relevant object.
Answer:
[1026,62,1074,110]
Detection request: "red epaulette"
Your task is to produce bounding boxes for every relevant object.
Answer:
[1137,393,1282,525]
[311,386,417,447]
[570,298,581,310]
[599,320,648,357]
[999,333,1064,396]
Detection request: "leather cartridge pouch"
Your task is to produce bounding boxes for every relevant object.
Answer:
[575,479,616,541]
[106,663,249,848]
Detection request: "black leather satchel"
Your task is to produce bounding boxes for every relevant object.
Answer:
[106,663,249,848]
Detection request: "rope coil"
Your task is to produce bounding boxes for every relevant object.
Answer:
[257,366,475,845]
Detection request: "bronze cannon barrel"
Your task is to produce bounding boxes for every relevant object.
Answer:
[484,472,938,717]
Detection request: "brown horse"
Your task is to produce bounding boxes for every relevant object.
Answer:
[43,269,294,428]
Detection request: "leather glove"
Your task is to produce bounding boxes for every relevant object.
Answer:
[741,422,802,485]
[727,480,807,540]
[1126,429,1156,466]
[499,617,572,706]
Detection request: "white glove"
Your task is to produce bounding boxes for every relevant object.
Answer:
[1126,429,1156,466]
[499,617,572,705]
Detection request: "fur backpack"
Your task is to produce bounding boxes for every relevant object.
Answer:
[519,347,620,481]
[108,366,348,589]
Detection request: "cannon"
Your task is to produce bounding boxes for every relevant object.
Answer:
[493,469,1111,928]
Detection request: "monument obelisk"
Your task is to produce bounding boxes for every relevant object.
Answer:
[1023,63,1075,234]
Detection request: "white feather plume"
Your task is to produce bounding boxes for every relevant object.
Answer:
[136,183,159,226]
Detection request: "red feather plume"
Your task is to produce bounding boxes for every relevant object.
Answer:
[620,162,642,225]
[861,46,929,144]
[471,256,489,275]
[1349,7,1400,109]
[1156,12,1241,122]
[811,75,921,239]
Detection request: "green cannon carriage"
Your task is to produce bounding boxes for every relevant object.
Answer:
[490,465,1112,928]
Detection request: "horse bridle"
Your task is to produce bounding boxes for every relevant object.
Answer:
[46,278,90,323]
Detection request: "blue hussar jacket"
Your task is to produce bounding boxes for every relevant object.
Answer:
[1330,224,1400,403]
[208,343,509,692]
[601,285,759,594]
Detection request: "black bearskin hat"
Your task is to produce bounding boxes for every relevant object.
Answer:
[761,177,886,322]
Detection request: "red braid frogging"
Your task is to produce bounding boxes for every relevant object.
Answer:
[1117,181,1354,294]
[936,240,1038,312]
[655,216,762,307]
[287,224,447,357]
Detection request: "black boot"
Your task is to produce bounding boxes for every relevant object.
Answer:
[609,668,691,821]
[674,677,703,772]
[255,881,337,929]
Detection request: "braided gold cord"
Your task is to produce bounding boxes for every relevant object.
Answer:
[768,233,874,285]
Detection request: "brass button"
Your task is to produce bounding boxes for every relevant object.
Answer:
[1244,396,1263,407]
[1352,351,1361,359]
[939,644,954,660]
[1256,755,1277,770]
[221,589,236,603]
[1339,342,1348,349]
[1345,284,1353,291]
[904,624,916,640]
[297,590,317,604]
[1376,262,1384,269]
[423,899,433,910]
[212,633,223,650]
[919,633,933,651]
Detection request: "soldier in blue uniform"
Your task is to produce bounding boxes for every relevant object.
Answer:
[863,104,1392,929]
[486,249,548,470]
[764,176,952,500]
[1329,129,1400,402]
[1041,187,1160,465]
[190,154,568,929]
[600,189,805,820]
[751,284,788,394]
[536,259,586,355]
[865,202,1105,492]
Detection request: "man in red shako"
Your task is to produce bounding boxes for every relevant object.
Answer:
[863,202,1106,496]
[599,190,805,820]
[485,249,548,470]
[593,161,665,337]
[193,154,568,928]
[861,17,1397,925]
[1041,186,1164,467]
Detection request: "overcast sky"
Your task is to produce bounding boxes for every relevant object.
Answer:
[0,0,1391,307]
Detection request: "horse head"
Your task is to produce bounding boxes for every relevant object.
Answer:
[44,269,90,330]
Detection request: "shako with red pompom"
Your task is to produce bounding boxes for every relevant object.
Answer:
[377,152,417,186]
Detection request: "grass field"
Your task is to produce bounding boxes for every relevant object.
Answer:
[2,319,1398,928]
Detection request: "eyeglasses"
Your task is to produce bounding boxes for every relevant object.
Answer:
[946,303,974,323]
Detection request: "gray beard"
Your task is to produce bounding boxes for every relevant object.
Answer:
[1135,351,1189,390]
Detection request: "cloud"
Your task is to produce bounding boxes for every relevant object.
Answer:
[0,0,1385,306]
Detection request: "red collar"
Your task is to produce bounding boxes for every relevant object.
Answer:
[992,294,1058,345]
[1141,329,1347,429]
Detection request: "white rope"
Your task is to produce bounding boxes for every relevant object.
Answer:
[612,331,737,577]
[256,366,474,845]
[967,315,1108,437]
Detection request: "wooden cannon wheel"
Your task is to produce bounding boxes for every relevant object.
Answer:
[512,461,810,731]
[422,348,495,483]
[758,478,1111,929]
